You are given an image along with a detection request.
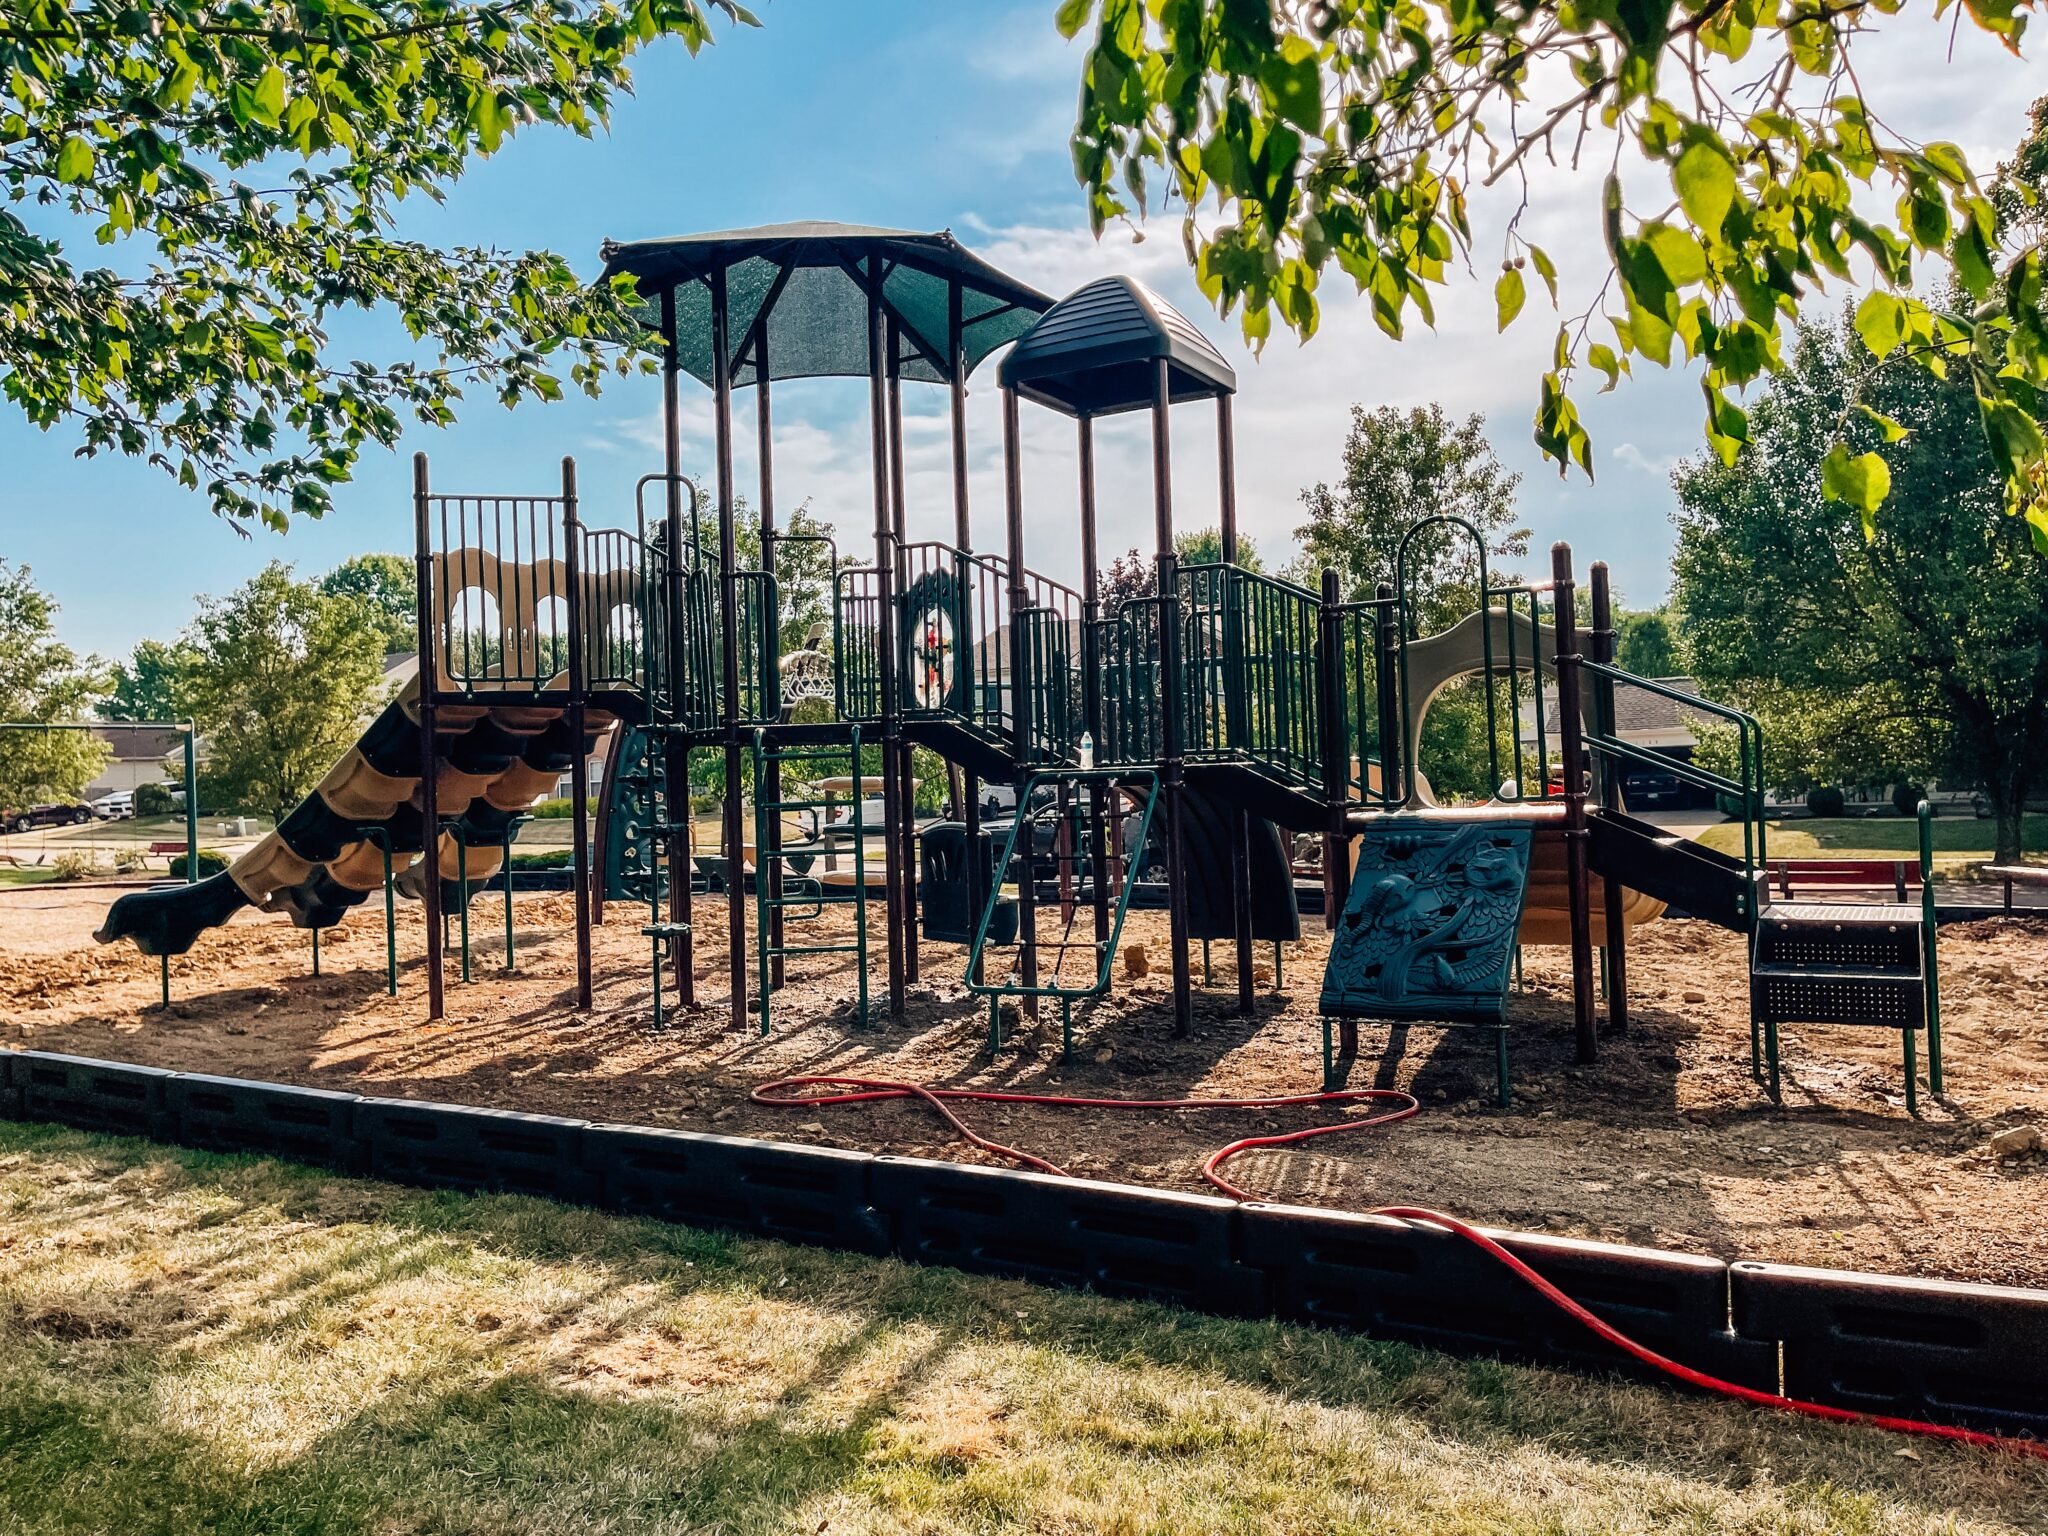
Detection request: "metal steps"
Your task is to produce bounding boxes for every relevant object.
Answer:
[1749,903,1941,1111]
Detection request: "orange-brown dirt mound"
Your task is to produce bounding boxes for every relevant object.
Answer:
[4,885,2045,1287]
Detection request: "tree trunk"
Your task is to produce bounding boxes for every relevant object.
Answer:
[1993,787,2025,866]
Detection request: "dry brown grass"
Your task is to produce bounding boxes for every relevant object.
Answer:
[0,1121,2043,1535]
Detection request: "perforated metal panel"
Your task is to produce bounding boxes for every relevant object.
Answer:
[1752,969,1924,1029]
[1755,918,1920,971]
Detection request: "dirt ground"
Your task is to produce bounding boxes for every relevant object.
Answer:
[4,882,2045,1289]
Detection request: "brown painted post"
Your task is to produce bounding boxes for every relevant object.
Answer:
[1153,360,1193,1035]
[1590,560,1629,1031]
[659,286,694,1006]
[757,334,786,989]
[1317,567,1348,928]
[949,292,985,980]
[562,456,594,1008]
[887,320,919,983]
[1078,414,1111,952]
[1551,542,1598,1063]
[1217,394,1254,1013]
[711,266,747,1031]
[866,257,906,1017]
[411,451,445,1022]
[589,722,623,927]
[1001,384,1038,1010]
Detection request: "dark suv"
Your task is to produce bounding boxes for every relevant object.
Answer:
[4,802,94,833]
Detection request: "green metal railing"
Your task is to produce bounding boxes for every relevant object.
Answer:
[1178,562,1325,788]
[1918,799,1944,1093]
[1096,596,1165,766]
[1335,596,1402,810]
[1581,660,1769,902]
[833,565,884,723]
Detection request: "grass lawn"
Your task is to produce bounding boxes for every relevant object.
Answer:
[0,1124,2041,1534]
[0,867,56,887]
[1697,814,2048,873]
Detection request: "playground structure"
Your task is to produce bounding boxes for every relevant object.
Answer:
[94,221,1945,1112]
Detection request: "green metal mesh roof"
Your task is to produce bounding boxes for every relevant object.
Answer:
[599,222,1052,388]
[998,275,1235,417]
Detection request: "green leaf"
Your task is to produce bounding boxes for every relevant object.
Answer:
[1495,267,1526,332]
[253,67,288,128]
[1674,139,1737,234]
[1587,343,1623,392]
[1855,404,1910,443]
[1528,244,1558,302]
[1853,291,1907,360]
[1055,0,1093,39]
[1821,443,1893,534]
[1261,36,1323,135]
[55,136,95,184]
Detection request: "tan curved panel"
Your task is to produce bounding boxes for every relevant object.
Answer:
[1515,825,1666,945]
[485,759,561,813]
[395,834,505,900]
[227,832,316,909]
[325,838,393,893]
[318,750,420,823]
[430,759,497,815]
[488,705,560,735]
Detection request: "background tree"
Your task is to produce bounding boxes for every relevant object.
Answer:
[1295,403,1529,800]
[175,562,386,819]
[1675,309,2048,861]
[97,637,196,722]
[1616,609,1682,677]
[0,562,107,806]
[1295,404,1528,616]
[1,1,750,530]
[1060,6,2048,538]
[1173,525,1264,570]
[319,556,416,653]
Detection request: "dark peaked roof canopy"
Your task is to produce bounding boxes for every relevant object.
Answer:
[598,221,1053,389]
[998,275,1235,417]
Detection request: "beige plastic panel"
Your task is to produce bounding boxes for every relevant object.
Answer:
[317,750,419,823]
[1517,824,1665,945]
[484,759,561,813]
[228,832,316,909]
[395,835,506,900]
[325,838,394,893]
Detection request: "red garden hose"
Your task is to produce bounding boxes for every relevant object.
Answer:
[751,1073,2048,1463]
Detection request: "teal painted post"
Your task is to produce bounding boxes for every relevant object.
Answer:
[1920,800,1943,1094]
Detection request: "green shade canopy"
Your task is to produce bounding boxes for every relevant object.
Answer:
[998,275,1235,418]
[599,221,1052,389]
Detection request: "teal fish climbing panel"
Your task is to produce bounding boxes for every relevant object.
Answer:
[1320,817,1535,1104]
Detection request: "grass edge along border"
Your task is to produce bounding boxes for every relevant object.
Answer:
[2,1046,2045,1441]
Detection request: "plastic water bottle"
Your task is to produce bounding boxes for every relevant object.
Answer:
[1077,730,1096,770]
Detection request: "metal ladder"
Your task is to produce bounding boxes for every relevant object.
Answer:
[750,728,871,1035]
[966,767,1157,1056]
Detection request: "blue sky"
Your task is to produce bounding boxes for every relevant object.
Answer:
[4,1,2041,659]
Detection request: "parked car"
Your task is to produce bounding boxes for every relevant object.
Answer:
[4,802,94,833]
[91,790,135,820]
[1624,770,1686,809]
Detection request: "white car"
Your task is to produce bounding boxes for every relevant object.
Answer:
[91,791,135,820]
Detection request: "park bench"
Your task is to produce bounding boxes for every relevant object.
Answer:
[147,841,191,866]
[1766,858,1924,902]
[1982,863,2048,915]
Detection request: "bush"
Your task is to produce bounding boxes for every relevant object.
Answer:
[1805,786,1846,818]
[1891,782,1927,818]
[507,850,572,869]
[167,848,229,879]
[134,782,178,816]
[527,797,579,819]
[113,847,150,874]
[50,851,104,881]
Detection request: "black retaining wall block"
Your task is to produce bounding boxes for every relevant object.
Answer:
[583,1122,887,1254]
[872,1156,1266,1315]
[0,1052,21,1118]
[14,1053,174,1140]
[1242,1202,1775,1390]
[355,1097,594,1203]
[165,1073,363,1170]
[1733,1261,2048,1437]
